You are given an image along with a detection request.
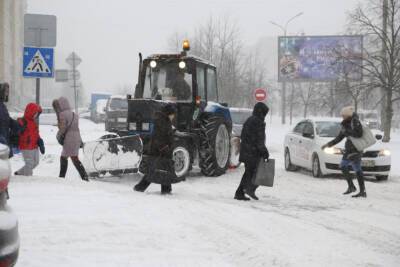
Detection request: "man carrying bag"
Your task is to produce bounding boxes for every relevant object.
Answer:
[234,102,270,201]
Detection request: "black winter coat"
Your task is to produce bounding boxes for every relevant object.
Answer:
[327,114,363,160]
[0,102,20,157]
[149,112,174,159]
[239,103,269,164]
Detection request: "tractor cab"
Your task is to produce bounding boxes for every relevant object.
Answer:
[130,41,220,133]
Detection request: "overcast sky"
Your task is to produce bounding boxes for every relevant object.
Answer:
[28,0,360,94]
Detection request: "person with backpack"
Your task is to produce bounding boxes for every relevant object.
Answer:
[14,103,45,176]
[235,102,270,201]
[53,97,89,182]
[321,106,366,198]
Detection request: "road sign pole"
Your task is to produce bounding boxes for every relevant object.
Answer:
[36,78,40,105]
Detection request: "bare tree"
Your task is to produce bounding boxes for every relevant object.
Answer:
[348,0,400,141]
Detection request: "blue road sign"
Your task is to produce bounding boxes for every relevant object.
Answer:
[23,47,54,78]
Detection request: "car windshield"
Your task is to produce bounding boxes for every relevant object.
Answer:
[315,121,341,137]
[110,98,128,110]
[231,111,252,125]
[143,62,192,102]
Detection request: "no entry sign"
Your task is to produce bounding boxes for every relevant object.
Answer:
[254,88,267,102]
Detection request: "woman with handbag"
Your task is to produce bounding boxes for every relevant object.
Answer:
[322,106,366,198]
[53,97,89,181]
[134,104,178,194]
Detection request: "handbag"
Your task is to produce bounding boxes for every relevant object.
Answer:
[57,113,75,146]
[252,158,275,187]
[144,156,184,185]
[348,122,376,152]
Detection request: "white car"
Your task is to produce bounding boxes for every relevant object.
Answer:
[283,118,391,180]
[0,144,19,266]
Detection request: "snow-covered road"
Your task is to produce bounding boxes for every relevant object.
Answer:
[7,119,400,267]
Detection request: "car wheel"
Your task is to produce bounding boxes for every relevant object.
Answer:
[312,154,323,178]
[376,175,388,181]
[173,144,191,178]
[284,148,297,171]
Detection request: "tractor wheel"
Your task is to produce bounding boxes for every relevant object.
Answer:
[199,115,231,176]
[173,142,192,178]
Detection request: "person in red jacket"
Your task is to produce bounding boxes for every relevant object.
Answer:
[15,103,45,176]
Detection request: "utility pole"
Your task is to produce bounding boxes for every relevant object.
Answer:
[270,12,304,124]
[66,52,82,114]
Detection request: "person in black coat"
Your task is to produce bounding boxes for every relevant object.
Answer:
[134,104,176,194]
[0,83,20,158]
[235,102,270,201]
[322,106,366,198]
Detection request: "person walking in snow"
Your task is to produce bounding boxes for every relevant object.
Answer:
[322,106,366,198]
[53,97,89,182]
[235,102,270,201]
[0,82,20,158]
[14,103,45,176]
[134,104,177,194]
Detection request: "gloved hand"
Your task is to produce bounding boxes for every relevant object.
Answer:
[321,144,329,150]
[37,138,45,154]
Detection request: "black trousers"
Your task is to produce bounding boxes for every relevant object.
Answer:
[236,161,258,195]
[135,175,172,193]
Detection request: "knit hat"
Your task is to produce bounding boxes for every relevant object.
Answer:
[340,106,354,117]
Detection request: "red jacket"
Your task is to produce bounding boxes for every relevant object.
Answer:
[18,103,42,150]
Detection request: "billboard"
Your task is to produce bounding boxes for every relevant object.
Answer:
[278,35,363,82]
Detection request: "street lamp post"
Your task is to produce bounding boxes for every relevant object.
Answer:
[270,12,304,125]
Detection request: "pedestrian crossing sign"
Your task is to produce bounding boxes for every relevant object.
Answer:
[23,47,54,78]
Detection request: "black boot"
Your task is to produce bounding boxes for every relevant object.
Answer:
[72,158,89,182]
[134,177,151,192]
[161,184,172,195]
[342,168,356,195]
[234,186,250,201]
[244,186,259,200]
[353,172,367,198]
[59,157,68,178]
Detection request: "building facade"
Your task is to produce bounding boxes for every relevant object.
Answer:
[0,0,33,109]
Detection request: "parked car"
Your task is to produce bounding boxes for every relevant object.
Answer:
[105,95,128,132]
[39,107,58,126]
[0,144,19,266]
[229,108,252,168]
[230,108,253,137]
[93,99,108,123]
[358,109,380,129]
[284,118,391,180]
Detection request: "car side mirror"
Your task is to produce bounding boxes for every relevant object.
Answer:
[375,134,383,140]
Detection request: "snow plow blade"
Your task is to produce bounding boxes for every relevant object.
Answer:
[82,135,143,177]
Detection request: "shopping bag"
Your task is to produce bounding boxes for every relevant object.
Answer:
[348,123,376,152]
[252,158,275,187]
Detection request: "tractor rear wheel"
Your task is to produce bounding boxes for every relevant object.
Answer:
[199,116,231,176]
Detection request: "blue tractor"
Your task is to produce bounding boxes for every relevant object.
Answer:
[125,40,232,177]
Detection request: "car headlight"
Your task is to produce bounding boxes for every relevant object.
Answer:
[129,123,137,130]
[378,149,391,156]
[324,147,343,155]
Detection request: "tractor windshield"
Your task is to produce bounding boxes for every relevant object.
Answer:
[143,62,192,102]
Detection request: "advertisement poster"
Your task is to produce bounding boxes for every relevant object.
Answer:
[278,35,363,81]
